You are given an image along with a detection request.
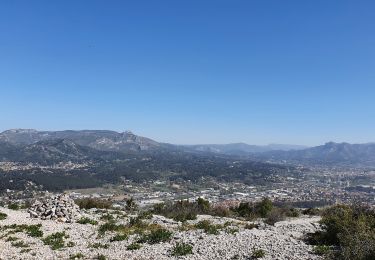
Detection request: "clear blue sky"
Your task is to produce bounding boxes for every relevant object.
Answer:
[1,1,374,145]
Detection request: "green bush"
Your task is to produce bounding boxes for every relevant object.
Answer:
[25,224,43,237]
[69,253,84,259]
[110,234,128,242]
[96,255,107,260]
[100,213,114,221]
[91,243,109,249]
[313,245,330,256]
[264,208,286,225]
[138,228,172,244]
[67,241,75,247]
[306,204,375,260]
[11,240,29,248]
[98,221,124,234]
[1,224,43,237]
[127,242,141,250]
[302,207,321,216]
[0,212,7,220]
[152,198,211,222]
[75,198,112,209]
[194,220,222,235]
[77,217,98,225]
[42,231,69,250]
[6,236,19,242]
[256,198,273,218]
[251,248,266,258]
[232,198,273,219]
[171,242,193,256]
[8,203,20,210]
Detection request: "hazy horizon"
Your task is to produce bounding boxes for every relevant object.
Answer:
[1,1,374,146]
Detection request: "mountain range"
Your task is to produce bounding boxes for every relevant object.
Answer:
[1,129,375,167]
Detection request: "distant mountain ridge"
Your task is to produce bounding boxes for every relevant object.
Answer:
[1,129,375,167]
[0,129,160,152]
[260,141,375,166]
[184,143,308,155]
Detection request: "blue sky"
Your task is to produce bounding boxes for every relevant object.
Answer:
[1,1,374,145]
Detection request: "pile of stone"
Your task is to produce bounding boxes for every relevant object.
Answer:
[28,194,81,223]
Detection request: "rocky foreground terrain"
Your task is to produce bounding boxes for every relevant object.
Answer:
[0,200,321,260]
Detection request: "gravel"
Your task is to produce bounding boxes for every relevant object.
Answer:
[0,206,322,260]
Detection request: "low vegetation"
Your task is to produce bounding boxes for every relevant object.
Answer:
[75,198,112,209]
[77,217,98,225]
[11,240,29,248]
[194,220,223,235]
[8,203,20,210]
[0,212,7,220]
[251,248,266,258]
[90,243,109,249]
[42,231,69,250]
[153,197,299,225]
[110,234,128,242]
[69,253,84,259]
[96,255,107,260]
[138,228,173,244]
[1,224,43,237]
[127,242,142,250]
[306,204,375,260]
[171,242,193,256]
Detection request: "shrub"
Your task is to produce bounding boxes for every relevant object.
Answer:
[152,198,211,222]
[285,207,300,218]
[98,221,124,234]
[8,203,20,210]
[100,213,114,221]
[302,207,321,216]
[25,224,43,237]
[255,198,273,218]
[6,236,19,242]
[126,197,137,211]
[96,255,107,260]
[91,243,109,249]
[171,242,193,256]
[306,204,375,260]
[67,241,75,247]
[69,253,84,259]
[313,245,330,256]
[251,248,266,258]
[20,248,32,254]
[194,220,222,235]
[127,242,141,250]
[1,224,43,237]
[11,240,29,248]
[0,212,7,220]
[75,198,112,209]
[264,208,286,225]
[42,231,69,250]
[110,234,128,242]
[138,228,172,244]
[77,217,98,225]
[137,211,153,220]
[232,202,254,218]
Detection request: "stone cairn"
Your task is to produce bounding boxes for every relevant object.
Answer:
[28,194,81,223]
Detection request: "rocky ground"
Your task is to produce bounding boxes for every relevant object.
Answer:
[0,205,321,260]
